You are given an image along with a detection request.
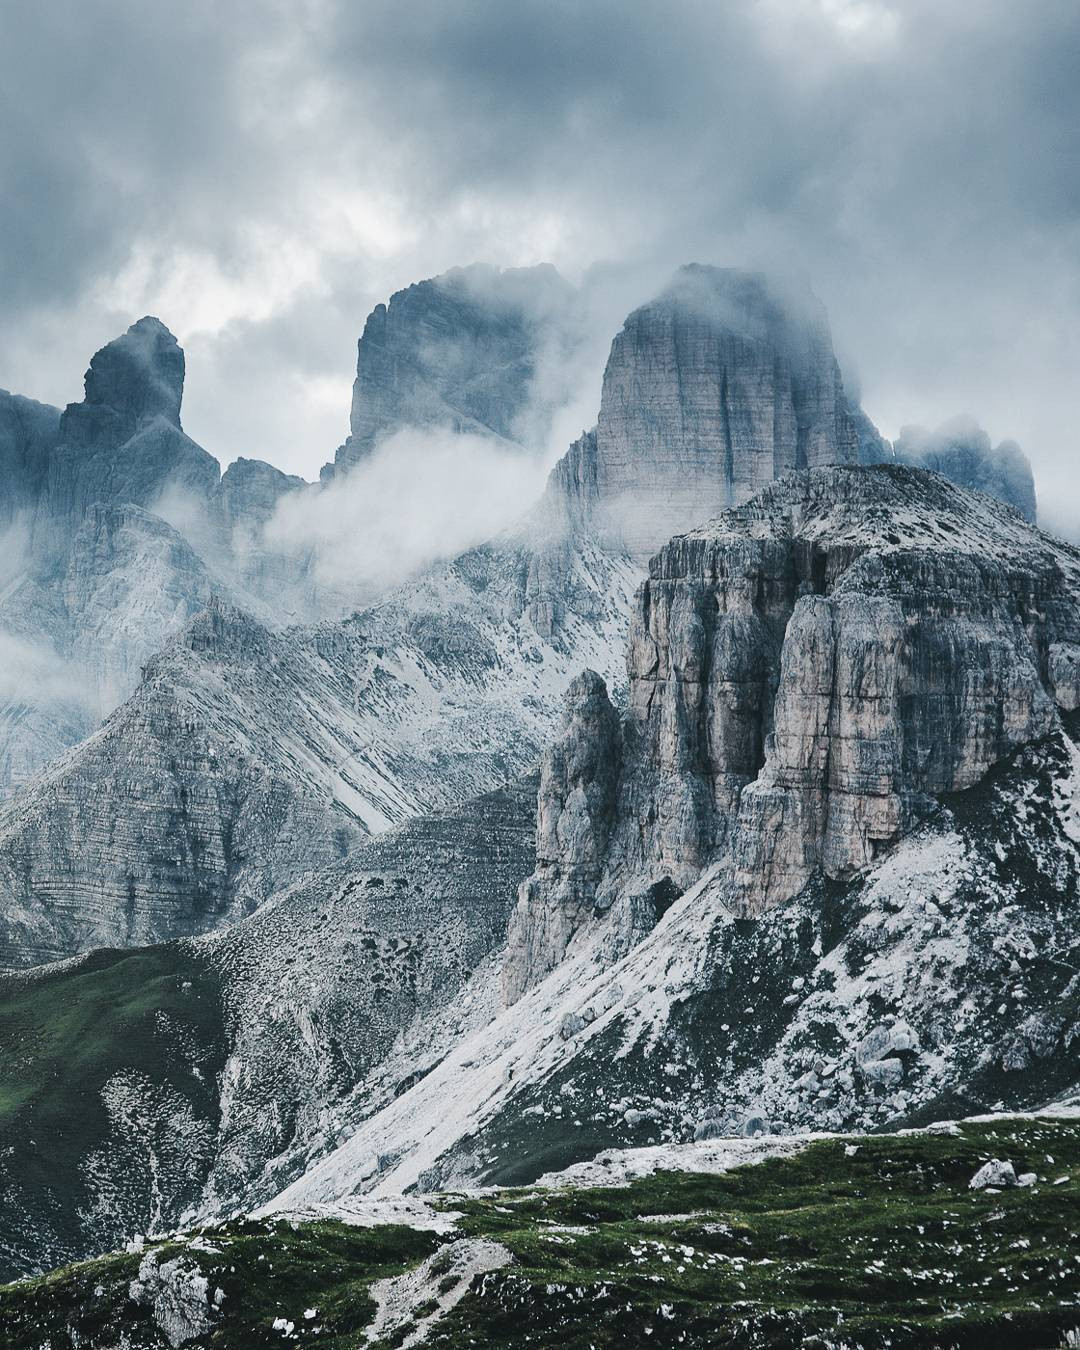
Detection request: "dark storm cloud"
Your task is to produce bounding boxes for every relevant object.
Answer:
[1,0,1077,521]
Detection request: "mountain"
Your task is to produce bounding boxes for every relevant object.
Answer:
[0,320,318,801]
[544,266,862,562]
[262,466,1080,1208]
[893,415,1037,522]
[0,262,1071,1336]
[325,263,578,477]
[0,534,635,966]
[0,778,535,1281]
[0,265,892,970]
[1,466,1076,1286]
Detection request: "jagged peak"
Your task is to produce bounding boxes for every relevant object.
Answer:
[667,464,1063,569]
[80,315,185,429]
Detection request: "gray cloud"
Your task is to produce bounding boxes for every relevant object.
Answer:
[1,0,1077,523]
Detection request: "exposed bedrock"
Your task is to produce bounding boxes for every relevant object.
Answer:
[502,671,621,1005]
[545,266,860,561]
[506,464,1080,996]
[328,263,577,476]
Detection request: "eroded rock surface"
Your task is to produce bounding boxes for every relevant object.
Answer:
[546,266,861,560]
[0,778,535,1279]
[507,465,1080,997]
[328,263,577,476]
[503,672,621,1003]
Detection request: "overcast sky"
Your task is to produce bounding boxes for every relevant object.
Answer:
[2,0,1077,530]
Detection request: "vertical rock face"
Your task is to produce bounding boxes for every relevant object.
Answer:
[329,263,577,476]
[506,465,1080,997]
[0,391,60,526]
[631,468,1076,916]
[75,316,184,434]
[0,320,352,799]
[546,267,859,561]
[60,503,215,716]
[42,318,218,538]
[503,672,620,1004]
[213,457,304,530]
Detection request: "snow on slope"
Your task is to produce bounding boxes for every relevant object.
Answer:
[264,720,1080,1211]
[0,531,640,965]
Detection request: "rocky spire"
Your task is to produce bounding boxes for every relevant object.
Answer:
[62,316,185,447]
[328,263,576,478]
[502,670,621,1004]
[543,266,860,561]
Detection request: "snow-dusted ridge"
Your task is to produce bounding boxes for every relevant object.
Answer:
[264,708,1080,1213]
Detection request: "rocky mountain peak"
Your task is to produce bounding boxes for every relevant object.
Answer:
[329,263,577,477]
[893,415,1036,522]
[71,316,185,440]
[506,463,1080,998]
[543,266,859,562]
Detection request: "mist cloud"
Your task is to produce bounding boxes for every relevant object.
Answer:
[1,1,1077,524]
[264,427,551,595]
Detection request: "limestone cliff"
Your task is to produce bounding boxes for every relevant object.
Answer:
[328,263,577,476]
[505,465,1080,998]
[0,270,1050,971]
[502,672,620,1004]
[543,266,860,560]
[38,318,218,553]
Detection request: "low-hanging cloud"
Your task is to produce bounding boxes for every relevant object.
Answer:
[2,0,1078,526]
[264,427,552,596]
[0,631,92,709]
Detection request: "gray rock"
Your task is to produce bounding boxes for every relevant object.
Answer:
[969,1159,1018,1189]
[546,266,860,562]
[856,1022,919,1065]
[590,465,1079,916]
[892,416,1037,522]
[328,263,577,476]
[860,1058,905,1089]
[503,671,622,1004]
[0,776,536,1275]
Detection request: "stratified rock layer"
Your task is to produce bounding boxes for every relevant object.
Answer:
[0,777,536,1279]
[0,522,637,966]
[330,263,576,475]
[508,465,1080,996]
[546,267,860,560]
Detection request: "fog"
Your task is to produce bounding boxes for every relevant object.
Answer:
[265,427,552,596]
[1,0,1077,530]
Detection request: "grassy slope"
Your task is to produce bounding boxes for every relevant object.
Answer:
[0,944,226,1278]
[3,1116,1078,1349]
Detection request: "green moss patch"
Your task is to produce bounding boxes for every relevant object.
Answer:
[3,1116,1078,1348]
